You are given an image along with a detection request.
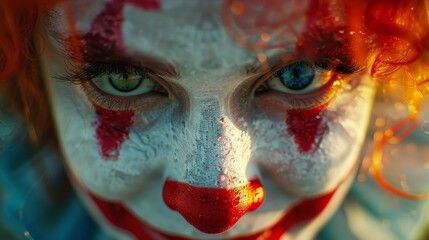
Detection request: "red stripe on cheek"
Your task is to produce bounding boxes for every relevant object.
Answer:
[286,105,326,153]
[93,106,135,160]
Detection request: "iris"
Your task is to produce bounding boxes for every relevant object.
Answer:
[108,69,143,92]
[278,63,314,90]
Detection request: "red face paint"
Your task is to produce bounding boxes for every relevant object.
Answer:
[286,105,326,153]
[81,0,160,61]
[86,186,336,240]
[84,0,160,160]
[82,0,126,59]
[162,179,265,234]
[127,0,161,10]
[93,106,134,160]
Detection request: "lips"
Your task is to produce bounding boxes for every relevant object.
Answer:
[162,178,265,234]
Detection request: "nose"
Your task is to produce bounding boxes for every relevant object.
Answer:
[162,178,265,234]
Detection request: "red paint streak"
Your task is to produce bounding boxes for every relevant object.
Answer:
[127,0,161,10]
[86,187,336,240]
[93,106,134,160]
[162,179,265,234]
[85,0,160,160]
[89,191,187,240]
[286,105,326,153]
[234,189,335,240]
[83,0,126,57]
[81,0,160,61]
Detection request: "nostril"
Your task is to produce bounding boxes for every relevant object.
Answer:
[162,178,265,234]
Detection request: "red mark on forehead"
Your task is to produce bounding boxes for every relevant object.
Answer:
[127,0,161,10]
[93,106,135,160]
[82,0,126,58]
[81,0,161,61]
[286,105,327,153]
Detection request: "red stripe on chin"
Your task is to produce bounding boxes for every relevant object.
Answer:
[86,188,336,240]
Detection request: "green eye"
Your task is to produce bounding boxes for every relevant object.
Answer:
[92,67,157,97]
[109,70,143,92]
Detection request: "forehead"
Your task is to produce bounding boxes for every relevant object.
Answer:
[68,1,248,65]
[123,2,254,73]
[60,0,310,71]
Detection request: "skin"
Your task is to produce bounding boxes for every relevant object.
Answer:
[40,0,376,239]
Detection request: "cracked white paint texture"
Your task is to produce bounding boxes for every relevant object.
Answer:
[41,0,376,239]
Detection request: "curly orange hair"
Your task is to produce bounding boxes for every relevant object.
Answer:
[0,0,64,143]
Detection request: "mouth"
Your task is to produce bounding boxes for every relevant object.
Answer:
[85,186,337,240]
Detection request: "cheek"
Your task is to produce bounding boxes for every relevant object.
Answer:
[251,116,332,195]
[251,80,375,195]
[53,89,178,198]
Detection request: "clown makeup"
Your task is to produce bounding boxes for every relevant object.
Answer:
[40,0,376,239]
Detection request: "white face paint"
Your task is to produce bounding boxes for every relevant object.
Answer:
[40,0,376,239]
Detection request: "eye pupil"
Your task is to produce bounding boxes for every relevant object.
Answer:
[109,70,143,92]
[123,71,129,79]
[279,63,314,90]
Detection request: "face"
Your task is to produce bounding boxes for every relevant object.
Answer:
[40,0,376,239]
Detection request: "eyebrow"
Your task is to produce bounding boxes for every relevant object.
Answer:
[49,29,179,79]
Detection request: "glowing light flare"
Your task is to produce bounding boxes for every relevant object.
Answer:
[375,117,386,128]
[409,90,423,116]
[253,187,264,205]
[394,102,406,111]
[370,113,429,200]
[373,131,383,142]
[332,80,341,87]
[231,1,245,16]
[257,53,267,63]
[260,32,270,42]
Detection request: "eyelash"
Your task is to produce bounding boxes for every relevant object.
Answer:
[57,61,168,111]
[58,57,364,111]
[254,59,364,109]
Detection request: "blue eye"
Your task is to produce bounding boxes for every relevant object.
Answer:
[278,62,314,90]
[261,61,334,95]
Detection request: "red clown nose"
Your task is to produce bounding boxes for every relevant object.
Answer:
[162,178,265,234]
